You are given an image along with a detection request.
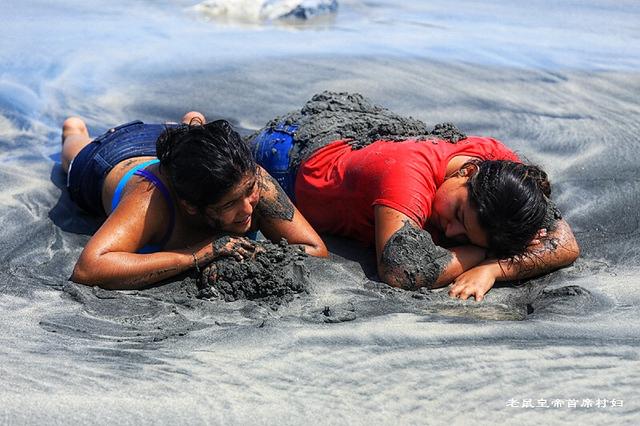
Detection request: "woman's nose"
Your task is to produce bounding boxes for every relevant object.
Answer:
[249,190,260,208]
[242,196,254,215]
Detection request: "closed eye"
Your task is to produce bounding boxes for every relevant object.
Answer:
[219,178,258,211]
[457,207,470,244]
[220,201,236,212]
[246,179,258,196]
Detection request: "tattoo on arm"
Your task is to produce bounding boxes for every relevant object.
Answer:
[512,201,564,273]
[380,221,453,290]
[256,173,295,222]
[543,237,560,251]
[124,266,179,288]
[515,220,571,277]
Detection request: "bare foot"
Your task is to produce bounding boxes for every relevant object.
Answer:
[62,117,89,143]
[61,117,91,173]
[181,111,206,126]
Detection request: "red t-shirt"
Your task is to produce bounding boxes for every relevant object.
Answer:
[294,136,520,245]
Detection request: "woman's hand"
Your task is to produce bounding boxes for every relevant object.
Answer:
[200,236,264,285]
[193,236,262,271]
[448,264,498,302]
[210,236,261,262]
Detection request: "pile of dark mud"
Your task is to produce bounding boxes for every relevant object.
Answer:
[198,239,309,309]
[255,91,467,169]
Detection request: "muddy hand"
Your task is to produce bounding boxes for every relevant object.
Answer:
[211,236,259,262]
[201,264,218,284]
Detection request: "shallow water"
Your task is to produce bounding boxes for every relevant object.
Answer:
[1,0,639,424]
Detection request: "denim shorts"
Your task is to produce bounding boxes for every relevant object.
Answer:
[67,120,176,215]
[249,121,299,201]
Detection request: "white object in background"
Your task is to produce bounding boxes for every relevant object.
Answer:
[193,0,338,21]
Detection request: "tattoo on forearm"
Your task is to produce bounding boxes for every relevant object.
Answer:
[381,221,453,290]
[256,173,295,221]
[125,266,179,287]
[544,237,559,251]
[505,215,578,279]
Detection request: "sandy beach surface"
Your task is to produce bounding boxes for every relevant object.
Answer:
[1,0,639,424]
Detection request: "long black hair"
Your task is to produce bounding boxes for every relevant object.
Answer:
[466,160,551,259]
[156,119,256,209]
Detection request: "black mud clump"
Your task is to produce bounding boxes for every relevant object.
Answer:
[250,91,466,170]
[426,122,467,144]
[198,239,309,309]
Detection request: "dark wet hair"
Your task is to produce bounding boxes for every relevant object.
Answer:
[156,119,256,209]
[466,160,550,259]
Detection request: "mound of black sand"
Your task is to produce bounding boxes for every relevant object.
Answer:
[252,91,467,169]
[198,239,309,309]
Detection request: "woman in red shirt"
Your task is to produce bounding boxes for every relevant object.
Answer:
[249,92,579,301]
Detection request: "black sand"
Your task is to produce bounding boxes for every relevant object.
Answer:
[199,239,309,309]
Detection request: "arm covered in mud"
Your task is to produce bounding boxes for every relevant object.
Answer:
[375,206,487,290]
[449,202,580,301]
[254,167,328,257]
[449,215,580,301]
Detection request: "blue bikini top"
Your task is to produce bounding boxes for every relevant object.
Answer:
[111,159,175,254]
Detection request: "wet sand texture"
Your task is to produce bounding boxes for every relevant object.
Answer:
[252,91,466,169]
[199,239,309,309]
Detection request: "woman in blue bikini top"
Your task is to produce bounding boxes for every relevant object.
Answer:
[61,112,327,290]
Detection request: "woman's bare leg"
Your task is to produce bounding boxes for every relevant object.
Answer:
[181,111,206,125]
[61,117,91,174]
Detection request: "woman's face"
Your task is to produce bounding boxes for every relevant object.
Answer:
[429,174,489,248]
[203,173,260,235]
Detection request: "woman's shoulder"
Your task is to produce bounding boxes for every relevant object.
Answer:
[254,167,295,223]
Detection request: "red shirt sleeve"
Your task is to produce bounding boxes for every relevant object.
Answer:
[371,143,438,228]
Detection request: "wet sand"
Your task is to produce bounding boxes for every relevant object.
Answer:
[2,57,640,425]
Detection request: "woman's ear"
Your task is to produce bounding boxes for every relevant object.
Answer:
[458,162,479,178]
[178,198,199,216]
